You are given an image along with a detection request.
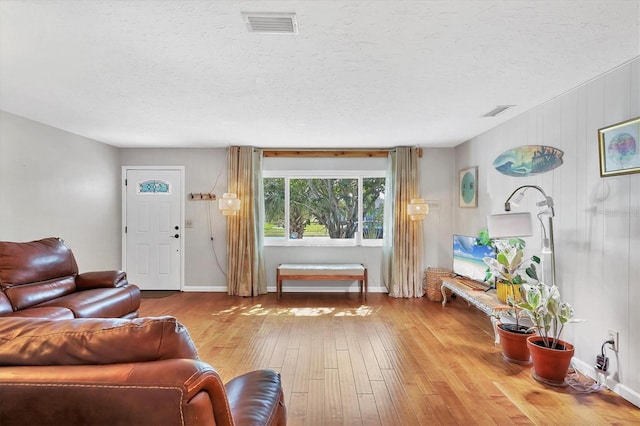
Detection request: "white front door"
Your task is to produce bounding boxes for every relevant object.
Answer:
[123,168,183,290]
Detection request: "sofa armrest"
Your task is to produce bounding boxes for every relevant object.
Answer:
[226,370,287,426]
[76,270,128,289]
[0,359,231,426]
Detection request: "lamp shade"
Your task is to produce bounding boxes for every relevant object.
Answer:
[218,193,241,216]
[487,212,532,238]
[408,198,429,221]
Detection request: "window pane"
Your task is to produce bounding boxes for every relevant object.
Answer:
[262,172,385,246]
[289,179,312,239]
[291,178,358,239]
[264,178,285,238]
[363,177,385,239]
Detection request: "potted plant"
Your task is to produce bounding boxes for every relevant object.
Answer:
[481,235,540,304]
[493,304,535,364]
[517,282,578,385]
[479,231,540,364]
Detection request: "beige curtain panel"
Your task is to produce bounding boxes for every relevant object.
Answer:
[382,147,425,298]
[226,146,267,297]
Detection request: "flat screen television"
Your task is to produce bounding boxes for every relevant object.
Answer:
[452,234,496,283]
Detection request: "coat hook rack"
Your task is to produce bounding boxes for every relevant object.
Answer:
[189,192,216,201]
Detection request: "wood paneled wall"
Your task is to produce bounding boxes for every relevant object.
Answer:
[455,58,640,405]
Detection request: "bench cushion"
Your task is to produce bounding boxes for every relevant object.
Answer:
[278,264,364,276]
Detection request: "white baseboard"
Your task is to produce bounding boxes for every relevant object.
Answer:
[272,285,388,294]
[181,285,388,294]
[182,285,227,292]
[572,358,640,408]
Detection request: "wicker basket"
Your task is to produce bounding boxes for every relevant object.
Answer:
[424,268,453,302]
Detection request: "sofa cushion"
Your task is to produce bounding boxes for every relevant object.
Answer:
[0,292,13,315]
[36,285,141,318]
[4,276,76,310]
[0,316,199,366]
[0,306,75,320]
[1,290,74,319]
[0,237,78,288]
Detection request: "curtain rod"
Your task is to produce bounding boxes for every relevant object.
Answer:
[261,148,423,158]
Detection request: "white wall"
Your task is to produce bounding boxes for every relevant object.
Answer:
[0,111,121,270]
[120,148,230,291]
[120,149,455,292]
[455,58,640,405]
[419,148,456,270]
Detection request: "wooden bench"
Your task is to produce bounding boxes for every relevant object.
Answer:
[276,263,368,300]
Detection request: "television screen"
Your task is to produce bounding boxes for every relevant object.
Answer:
[452,234,496,283]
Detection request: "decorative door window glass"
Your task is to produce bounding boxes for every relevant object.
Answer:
[138,180,170,194]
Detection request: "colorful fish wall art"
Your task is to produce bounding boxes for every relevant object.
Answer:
[493,145,564,177]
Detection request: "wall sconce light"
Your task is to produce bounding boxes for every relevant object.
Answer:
[218,193,241,216]
[408,198,429,221]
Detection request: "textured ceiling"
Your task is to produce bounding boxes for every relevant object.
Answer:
[0,1,638,149]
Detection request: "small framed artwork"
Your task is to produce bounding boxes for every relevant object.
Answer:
[459,166,478,208]
[598,117,640,177]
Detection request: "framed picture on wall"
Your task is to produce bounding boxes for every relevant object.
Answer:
[598,116,640,177]
[459,166,478,208]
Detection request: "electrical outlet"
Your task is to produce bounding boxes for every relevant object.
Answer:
[608,329,619,352]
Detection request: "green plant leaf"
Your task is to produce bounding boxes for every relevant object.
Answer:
[525,264,538,280]
[509,250,524,270]
[477,229,492,246]
[527,287,540,308]
[558,302,574,325]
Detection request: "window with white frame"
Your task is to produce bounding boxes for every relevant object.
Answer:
[262,170,386,246]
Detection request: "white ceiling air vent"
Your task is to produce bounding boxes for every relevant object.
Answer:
[242,12,298,34]
[483,105,515,117]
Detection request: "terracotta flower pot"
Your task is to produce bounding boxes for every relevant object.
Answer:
[526,336,575,386]
[497,323,534,365]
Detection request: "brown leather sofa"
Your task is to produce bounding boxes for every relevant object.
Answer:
[0,316,287,425]
[0,237,140,319]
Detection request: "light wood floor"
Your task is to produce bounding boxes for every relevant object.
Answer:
[139,291,640,425]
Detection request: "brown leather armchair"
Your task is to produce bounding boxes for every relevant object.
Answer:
[0,316,286,425]
[0,237,140,319]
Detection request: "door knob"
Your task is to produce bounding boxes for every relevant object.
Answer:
[171,234,180,239]
[175,226,179,230]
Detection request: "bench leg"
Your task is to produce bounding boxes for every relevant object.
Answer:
[362,268,368,301]
[276,269,281,299]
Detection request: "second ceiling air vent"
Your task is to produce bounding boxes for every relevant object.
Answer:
[483,105,515,117]
[242,12,298,34]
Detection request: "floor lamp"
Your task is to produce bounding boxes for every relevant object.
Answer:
[488,185,556,287]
